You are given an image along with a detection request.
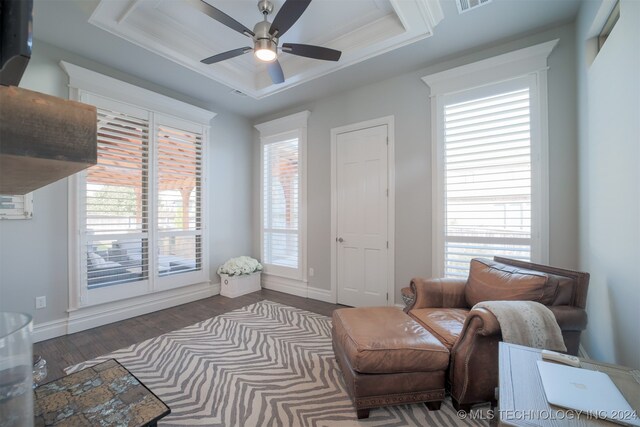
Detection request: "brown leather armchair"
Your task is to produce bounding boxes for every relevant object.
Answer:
[404,257,589,411]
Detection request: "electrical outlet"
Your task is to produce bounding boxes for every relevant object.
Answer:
[35,296,46,309]
[309,268,314,277]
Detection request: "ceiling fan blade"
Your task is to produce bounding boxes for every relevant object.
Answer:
[268,60,285,84]
[201,47,252,64]
[281,43,341,61]
[190,0,255,37]
[269,0,312,37]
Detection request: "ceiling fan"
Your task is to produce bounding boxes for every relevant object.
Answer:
[192,0,342,84]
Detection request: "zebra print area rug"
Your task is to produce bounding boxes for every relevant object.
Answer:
[67,301,485,426]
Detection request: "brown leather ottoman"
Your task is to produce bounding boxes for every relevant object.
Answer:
[332,307,449,419]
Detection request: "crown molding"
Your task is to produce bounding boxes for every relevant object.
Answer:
[422,39,559,96]
[60,61,217,124]
[255,110,311,137]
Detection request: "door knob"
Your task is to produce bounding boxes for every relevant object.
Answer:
[337,237,344,243]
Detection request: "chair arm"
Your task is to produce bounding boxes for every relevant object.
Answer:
[448,305,587,406]
[407,277,467,311]
[548,306,588,331]
[460,305,588,338]
[463,308,502,336]
[448,309,503,406]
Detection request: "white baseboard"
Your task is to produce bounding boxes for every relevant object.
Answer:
[33,318,69,343]
[33,282,219,343]
[67,282,218,334]
[261,274,308,298]
[34,276,339,343]
[307,286,334,303]
[261,275,336,304]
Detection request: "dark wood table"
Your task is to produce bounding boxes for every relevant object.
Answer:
[498,343,640,426]
[34,359,170,426]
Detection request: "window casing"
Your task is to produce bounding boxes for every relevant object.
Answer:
[256,112,308,282]
[423,41,554,278]
[66,65,213,310]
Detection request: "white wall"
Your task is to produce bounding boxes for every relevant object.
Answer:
[0,41,254,326]
[576,0,640,369]
[210,112,254,270]
[254,23,579,302]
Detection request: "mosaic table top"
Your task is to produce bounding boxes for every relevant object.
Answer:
[34,359,170,427]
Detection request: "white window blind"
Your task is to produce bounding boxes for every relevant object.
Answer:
[156,122,203,277]
[443,84,534,277]
[0,194,33,219]
[79,100,207,299]
[263,137,300,270]
[84,106,150,289]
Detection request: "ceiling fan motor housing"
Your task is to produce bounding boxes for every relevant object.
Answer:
[253,20,278,59]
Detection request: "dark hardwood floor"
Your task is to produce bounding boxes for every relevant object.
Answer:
[34,289,344,381]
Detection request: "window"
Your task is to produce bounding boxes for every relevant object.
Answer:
[255,112,309,282]
[83,102,150,290]
[0,194,33,219]
[423,41,554,278]
[441,79,536,277]
[64,62,214,309]
[263,136,300,269]
[77,95,207,304]
[156,119,204,279]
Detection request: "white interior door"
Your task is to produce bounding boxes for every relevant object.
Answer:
[336,124,389,307]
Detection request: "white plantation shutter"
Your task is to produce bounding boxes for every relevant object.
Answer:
[263,137,300,270]
[67,65,214,310]
[77,95,208,302]
[83,104,150,289]
[442,81,536,277]
[156,119,203,277]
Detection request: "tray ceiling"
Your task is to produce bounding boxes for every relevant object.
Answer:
[89,0,444,99]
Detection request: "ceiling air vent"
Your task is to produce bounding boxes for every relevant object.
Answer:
[456,0,492,14]
[230,89,248,97]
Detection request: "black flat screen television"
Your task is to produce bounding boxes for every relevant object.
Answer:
[0,0,33,86]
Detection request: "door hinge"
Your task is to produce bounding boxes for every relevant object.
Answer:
[386,136,389,145]
[386,292,389,300]
[386,188,389,197]
[386,241,389,249]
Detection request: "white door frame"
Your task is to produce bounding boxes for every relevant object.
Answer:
[330,116,395,306]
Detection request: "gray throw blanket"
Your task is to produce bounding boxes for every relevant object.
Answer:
[475,301,567,352]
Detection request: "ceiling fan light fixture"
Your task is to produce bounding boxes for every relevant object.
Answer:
[254,38,277,62]
[255,47,276,62]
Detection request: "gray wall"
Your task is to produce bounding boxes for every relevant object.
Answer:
[576,0,640,369]
[254,23,579,302]
[0,41,254,325]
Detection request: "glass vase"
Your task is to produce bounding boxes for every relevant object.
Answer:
[0,312,34,427]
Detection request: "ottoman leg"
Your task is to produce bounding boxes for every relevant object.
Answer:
[425,401,442,411]
[356,409,370,419]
